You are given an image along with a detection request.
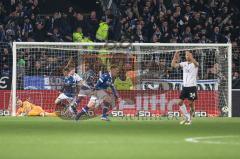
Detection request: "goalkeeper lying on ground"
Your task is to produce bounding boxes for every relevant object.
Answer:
[16,98,57,117]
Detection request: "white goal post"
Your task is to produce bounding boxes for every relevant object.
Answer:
[11,42,232,117]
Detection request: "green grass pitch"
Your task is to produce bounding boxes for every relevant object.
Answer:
[0,117,239,159]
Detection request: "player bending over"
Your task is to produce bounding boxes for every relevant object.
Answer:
[16,98,57,117]
[171,51,199,125]
[55,59,88,115]
[75,65,120,121]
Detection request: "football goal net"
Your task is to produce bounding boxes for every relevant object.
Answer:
[9,42,232,117]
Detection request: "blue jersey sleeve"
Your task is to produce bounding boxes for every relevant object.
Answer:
[64,76,75,85]
[94,73,119,98]
[95,74,108,89]
[62,76,77,97]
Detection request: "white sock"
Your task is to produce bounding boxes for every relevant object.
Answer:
[180,104,190,121]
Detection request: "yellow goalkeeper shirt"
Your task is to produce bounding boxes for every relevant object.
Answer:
[114,77,133,90]
[17,101,38,114]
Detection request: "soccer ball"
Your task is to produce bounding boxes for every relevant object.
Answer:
[221,106,229,113]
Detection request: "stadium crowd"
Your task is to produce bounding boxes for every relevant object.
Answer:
[0,0,238,43]
[0,0,240,87]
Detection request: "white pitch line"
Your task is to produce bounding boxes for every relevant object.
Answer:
[185,136,240,145]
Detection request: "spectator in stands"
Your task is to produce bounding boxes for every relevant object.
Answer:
[0,25,6,42]
[2,48,11,65]
[233,72,239,80]
[1,63,10,76]
[33,22,47,42]
[210,26,228,43]
[96,19,109,42]
[73,27,83,42]
[0,0,238,44]
[29,60,45,76]
[114,69,133,90]
[206,63,221,79]
[153,58,171,79]
[182,26,193,43]
[74,13,88,36]
[48,27,63,42]
[0,1,7,24]
[1,48,11,76]
[87,11,99,40]
[59,13,72,41]
[22,16,33,41]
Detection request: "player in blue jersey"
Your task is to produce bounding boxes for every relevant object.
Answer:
[55,66,83,113]
[55,58,91,116]
[75,65,120,121]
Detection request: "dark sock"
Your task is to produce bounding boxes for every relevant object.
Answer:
[102,107,108,117]
[75,106,89,120]
[71,105,77,114]
[76,98,81,105]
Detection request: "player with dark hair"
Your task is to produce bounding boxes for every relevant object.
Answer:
[75,65,120,121]
[171,51,199,125]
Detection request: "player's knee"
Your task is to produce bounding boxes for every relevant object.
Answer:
[88,96,98,108]
[87,102,95,108]
[55,99,60,105]
[189,100,194,106]
[178,99,183,106]
[55,99,68,107]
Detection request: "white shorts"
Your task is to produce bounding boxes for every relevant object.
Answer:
[95,90,108,101]
[78,89,94,97]
[56,93,74,103]
[92,90,115,107]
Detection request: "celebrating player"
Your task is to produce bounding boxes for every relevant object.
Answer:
[75,65,120,121]
[16,98,57,117]
[171,51,199,125]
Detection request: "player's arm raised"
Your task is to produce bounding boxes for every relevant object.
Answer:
[94,76,105,89]
[189,53,199,67]
[171,51,180,68]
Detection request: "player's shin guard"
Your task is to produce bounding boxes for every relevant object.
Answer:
[75,106,89,120]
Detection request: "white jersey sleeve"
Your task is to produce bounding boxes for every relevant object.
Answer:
[73,73,83,82]
[179,62,187,68]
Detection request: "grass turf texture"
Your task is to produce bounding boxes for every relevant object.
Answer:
[0,117,239,159]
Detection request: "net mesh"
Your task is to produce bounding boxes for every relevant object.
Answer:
[9,43,230,117]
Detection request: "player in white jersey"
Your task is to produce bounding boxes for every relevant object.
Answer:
[171,51,199,125]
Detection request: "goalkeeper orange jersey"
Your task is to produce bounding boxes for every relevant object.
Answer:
[17,101,44,116]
